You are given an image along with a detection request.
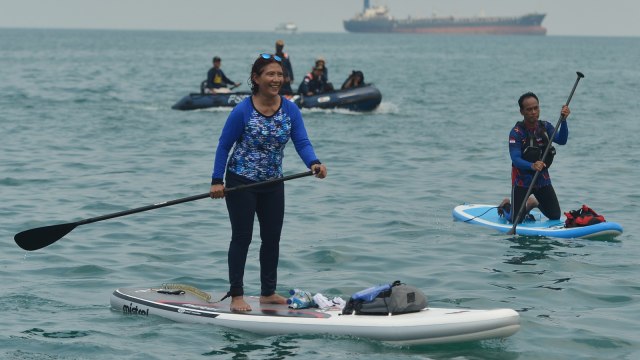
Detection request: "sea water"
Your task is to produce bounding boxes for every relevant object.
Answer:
[1,28,639,359]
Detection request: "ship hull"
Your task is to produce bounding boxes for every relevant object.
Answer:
[392,26,546,35]
[344,14,546,35]
[343,19,394,33]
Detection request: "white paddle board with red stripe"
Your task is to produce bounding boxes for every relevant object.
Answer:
[111,286,520,345]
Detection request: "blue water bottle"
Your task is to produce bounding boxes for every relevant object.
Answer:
[287,289,314,309]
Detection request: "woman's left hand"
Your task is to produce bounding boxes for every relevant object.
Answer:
[311,164,327,179]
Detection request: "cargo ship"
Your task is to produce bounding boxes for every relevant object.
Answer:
[344,0,546,35]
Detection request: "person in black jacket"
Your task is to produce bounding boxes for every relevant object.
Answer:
[275,40,294,95]
[298,66,326,96]
[206,56,240,93]
[341,70,365,89]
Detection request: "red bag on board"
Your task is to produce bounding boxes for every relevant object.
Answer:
[564,205,606,228]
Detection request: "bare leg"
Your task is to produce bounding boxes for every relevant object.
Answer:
[526,196,539,213]
[500,196,538,221]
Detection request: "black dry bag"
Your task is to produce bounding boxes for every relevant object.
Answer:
[342,280,427,315]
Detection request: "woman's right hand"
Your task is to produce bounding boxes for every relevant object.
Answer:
[311,164,327,179]
[210,184,225,199]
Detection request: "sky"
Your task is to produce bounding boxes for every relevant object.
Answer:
[0,0,639,37]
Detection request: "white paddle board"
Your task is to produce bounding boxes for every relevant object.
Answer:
[110,286,520,345]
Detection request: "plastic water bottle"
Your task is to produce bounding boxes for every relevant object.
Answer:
[287,289,314,309]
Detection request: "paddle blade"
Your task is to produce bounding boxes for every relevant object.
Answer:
[14,222,78,251]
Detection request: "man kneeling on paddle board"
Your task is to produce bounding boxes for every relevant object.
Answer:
[508,92,570,223]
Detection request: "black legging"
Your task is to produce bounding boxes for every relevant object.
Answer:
[511,184,561,222]
[224,172,285,297]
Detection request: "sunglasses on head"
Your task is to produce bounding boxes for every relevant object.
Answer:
[260,53,282,62]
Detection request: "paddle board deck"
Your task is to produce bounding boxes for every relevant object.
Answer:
[110,286,520,345]
[452,204,623,239]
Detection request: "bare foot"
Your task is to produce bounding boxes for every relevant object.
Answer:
[260,293,288,304]
[230,296,252,312]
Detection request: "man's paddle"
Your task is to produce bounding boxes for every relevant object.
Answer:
[508,72,585,235]
[14,170,314,251]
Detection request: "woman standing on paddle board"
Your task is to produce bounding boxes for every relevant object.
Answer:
[509,92,570,223]
[210,54,327,312]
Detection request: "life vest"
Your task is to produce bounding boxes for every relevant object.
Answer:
[516,120,556,168]
[564,205,606,228]
[301,73,323,94]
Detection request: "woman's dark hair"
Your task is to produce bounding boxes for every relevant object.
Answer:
[249,55,283,94]
[518,92,539,109]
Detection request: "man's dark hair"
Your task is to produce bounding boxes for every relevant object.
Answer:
[518,92,539,110]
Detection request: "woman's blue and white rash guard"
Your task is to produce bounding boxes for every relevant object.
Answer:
[211,96,319,184]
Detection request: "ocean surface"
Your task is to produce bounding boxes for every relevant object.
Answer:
[1,28,639,360]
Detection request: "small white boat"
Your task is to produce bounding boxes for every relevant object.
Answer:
[275,22,298,33]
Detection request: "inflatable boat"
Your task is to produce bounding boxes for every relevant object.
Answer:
[171,84,382,112]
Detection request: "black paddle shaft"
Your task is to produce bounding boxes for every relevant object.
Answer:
[14,170,314,251]
[508,72,585,235]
